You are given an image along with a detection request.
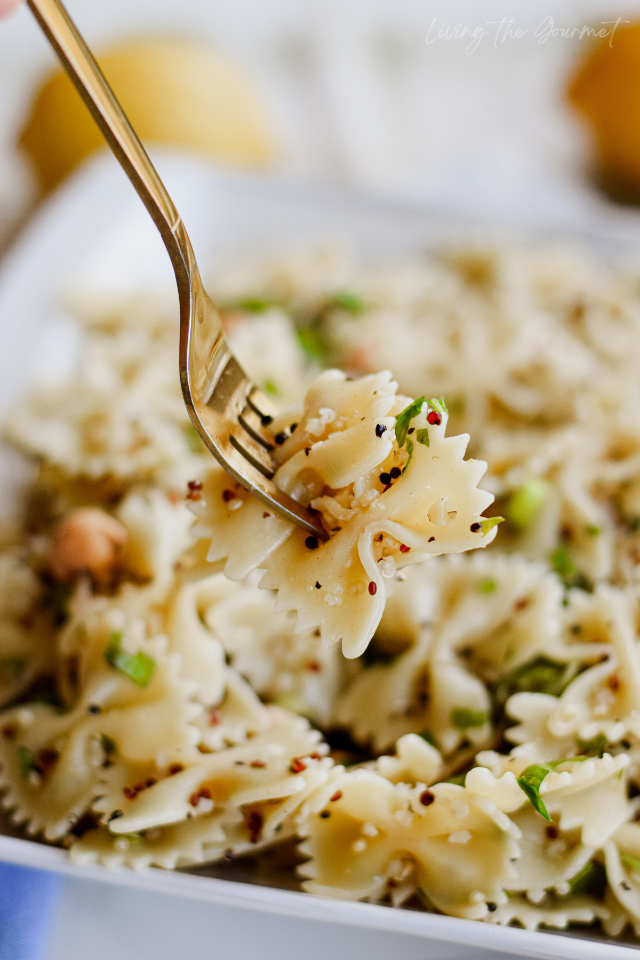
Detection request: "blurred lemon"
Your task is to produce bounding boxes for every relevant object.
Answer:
[20,37,278,192]
[568,22,640,200]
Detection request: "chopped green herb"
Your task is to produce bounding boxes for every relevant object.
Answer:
[568,859,607,897]
[585,524,601,537]
[551,548,575,580]
[621,852,640,874]
[395,397,425,448]
[577,733,608,757]
[17,745,35,780]
[478,579,496,594]
[506,478,548,530]
[416,428,430,447]
[516,763,552,820]
[100,734,117,757]
[332,290,364,313]
[0,657,26,679]
[105,633,155,688]
[182,422,205,454]
[263,380,278,397]
[451,707,488,730]
[517,757,590,820]
[296,328,329,363]
[429,397,448,415]
[480,517,504,537]
[238,297,275,313]
[418,729,436,746]
[493,656,581,704]
[402,438,414,476]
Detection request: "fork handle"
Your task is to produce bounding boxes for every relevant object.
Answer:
[27,0,198,307]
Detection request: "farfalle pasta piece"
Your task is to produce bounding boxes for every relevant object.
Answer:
[193,668,270,752]
[191,371,498,658]
[484,892,614,932]
[297,768,519,918]
[375,734,442,786]
[337,553,564,754]
[0,636,200,840]
[93,714,326,835]
[202,576,344,726]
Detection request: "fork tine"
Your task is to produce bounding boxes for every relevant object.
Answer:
[238,404,275,450]
[229,428,275,478]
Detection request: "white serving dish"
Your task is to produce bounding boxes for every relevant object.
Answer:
[1,150,640,960]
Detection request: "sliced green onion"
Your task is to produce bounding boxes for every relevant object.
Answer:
[506,478,548,529]
[585,524,601,537]
[395,397,425,448]
[296,328,329,363]
[238,297,275,313]
[478,579,496,594]
[105,633,155,688]
[451,707,488,730]
[416,428,430,447]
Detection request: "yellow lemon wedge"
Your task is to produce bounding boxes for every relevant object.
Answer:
[20,37,278,192]
[568,22,640,200]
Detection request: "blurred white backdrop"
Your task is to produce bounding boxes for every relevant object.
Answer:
[2,0,640,247]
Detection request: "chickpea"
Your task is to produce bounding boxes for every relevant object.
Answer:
[49,508,127,583]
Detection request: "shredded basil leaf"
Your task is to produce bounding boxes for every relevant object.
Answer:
[493,657,581,705]
[105,633,155,688]
[395,397,425,449]
[332,290,364,313]
[516,763,552,820]
[451,707,488,729]
[17,745,35,780]
[429,396,448,415]
[402,438,414,476]
[480,517,504,536]
[568,859,607,896]
[416,428,430,447]
[506,478,548,529]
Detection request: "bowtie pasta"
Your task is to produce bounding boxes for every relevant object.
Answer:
[190,370,499,658]
[7,240,640,944]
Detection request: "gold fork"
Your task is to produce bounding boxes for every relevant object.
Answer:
[27,0,327,541]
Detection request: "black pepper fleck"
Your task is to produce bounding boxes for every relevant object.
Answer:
[319,810,331,819]
[375,423,387,438]
[408,427,415,435]
[274,432,288,445]
[88,704,101,715]
[470,523,482,533]
[315,581,322,589]
[261,415,273,426]
[379,472,391,485]
[390,467,401,479]
[428,536,435,542]
[305,536,319,550]
[290,423,298,432]
[487,902,497,913]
